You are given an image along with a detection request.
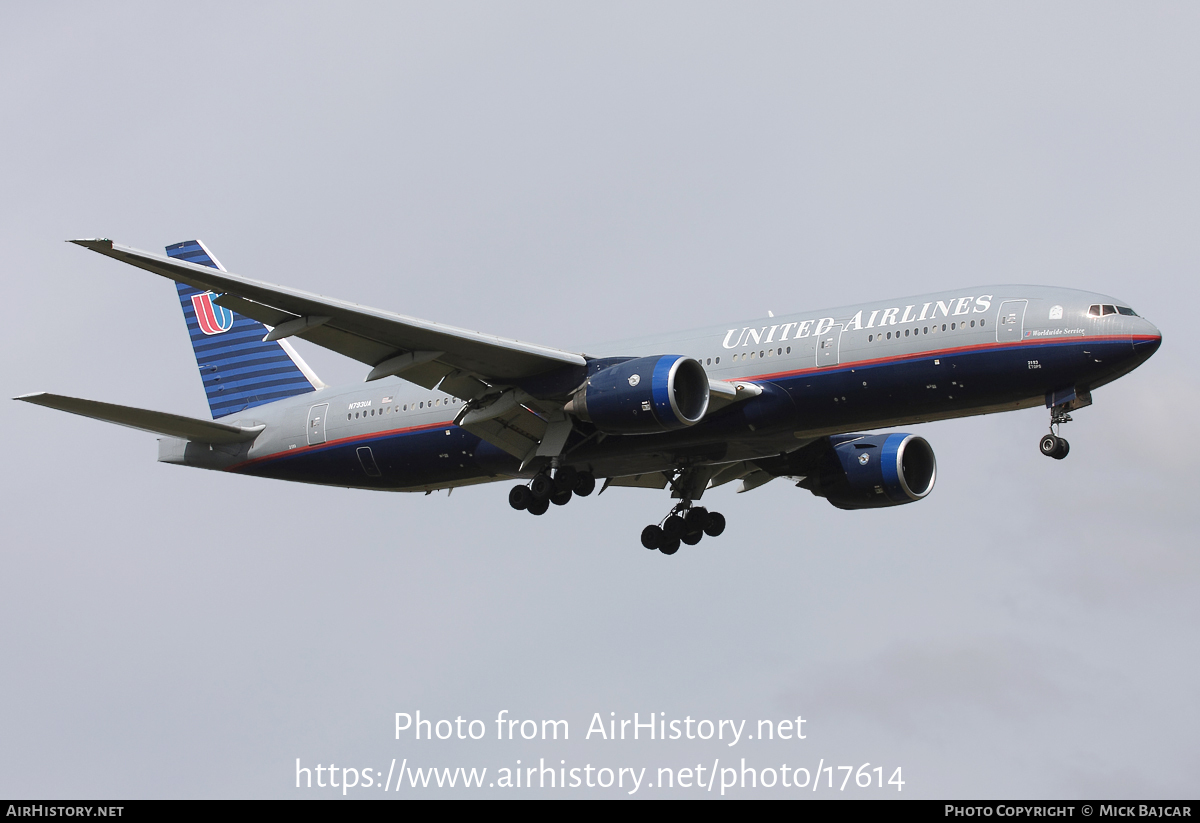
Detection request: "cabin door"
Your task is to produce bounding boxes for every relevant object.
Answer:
[996,300,1028,343]
[817,324,843,367]
[307,403,329,446]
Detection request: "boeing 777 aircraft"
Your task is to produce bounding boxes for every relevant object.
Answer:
[18,239,1162,554]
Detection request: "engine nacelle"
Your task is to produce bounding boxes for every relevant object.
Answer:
[566,355,709,434]
[800,433,937,510]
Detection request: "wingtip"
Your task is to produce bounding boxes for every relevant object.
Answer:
[68,238,113,251]
[13,392,46,402]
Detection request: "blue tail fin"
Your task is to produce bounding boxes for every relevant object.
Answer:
[166,240,322,419]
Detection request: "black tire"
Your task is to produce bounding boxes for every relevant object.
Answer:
[640,525,663,550]
[681,529,703,546]
[529,473,554,500]
[1053,437,1070,460]
[1039,434,1059,457]
[662,515,687,539]
[527,497,550,516]
[703,512,726,537]
[659,537,680,555]
[554,466,578,493]
[685,507,710,531]
[573,472,596,497]
[550,488,573,506]
[508,485,532,511]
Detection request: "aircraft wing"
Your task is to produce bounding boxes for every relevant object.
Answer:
[71,239,587,397]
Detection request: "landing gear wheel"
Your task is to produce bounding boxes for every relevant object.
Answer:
[681,529,703,546]
[659,537,680,555]
[662,515,687,540]
[527,497,550,516]
[553,466,578,494]
[685,507,710,532]
[641,525,663,550]
[1053,437,1070,460]
[529,473,554,500]
[1039,434,1058,456]
[550,488,572,506]
[508,485,532,511]
[703,512,726,537]
[573,472,596,497]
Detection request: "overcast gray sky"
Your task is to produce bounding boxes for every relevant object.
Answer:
[2,2,1197,798]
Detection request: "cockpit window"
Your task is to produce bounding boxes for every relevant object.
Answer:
[1116,306,1138,316]
[1101,304,1117,316]
[1088,304,1101,317]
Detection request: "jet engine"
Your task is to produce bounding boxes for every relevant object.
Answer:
[565,355,709,434]
[798,433,937,510]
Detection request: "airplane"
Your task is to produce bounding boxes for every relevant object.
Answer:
[17,238,1162,555]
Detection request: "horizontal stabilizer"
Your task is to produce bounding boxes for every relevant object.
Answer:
[15,393,264,444]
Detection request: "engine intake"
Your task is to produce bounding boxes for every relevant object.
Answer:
[800,433,937,510]
[566,355,709,434]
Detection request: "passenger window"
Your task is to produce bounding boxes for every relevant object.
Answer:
[785,348,790,354]
[941,324,947,331]
[904,329,910,337]
[980,319,985,326]
[715,356,721,364]
[970,320,975,327]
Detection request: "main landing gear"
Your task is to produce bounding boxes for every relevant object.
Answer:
[640,503,726,556]
[508,467,596,516]
[1039,406,1072,460]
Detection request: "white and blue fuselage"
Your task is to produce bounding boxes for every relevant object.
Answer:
[166,284,1158,492]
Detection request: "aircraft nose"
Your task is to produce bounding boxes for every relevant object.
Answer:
[1132,320,1162,358]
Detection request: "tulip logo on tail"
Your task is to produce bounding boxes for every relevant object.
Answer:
[191,292,234,335]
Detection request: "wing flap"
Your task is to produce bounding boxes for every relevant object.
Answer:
[457,400,549,460]
[601,472,671,491]
[15,393,264,444]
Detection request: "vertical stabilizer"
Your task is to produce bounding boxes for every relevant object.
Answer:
[166,240,323,419]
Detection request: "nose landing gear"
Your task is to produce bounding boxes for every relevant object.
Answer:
[1039,405,1072,460]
